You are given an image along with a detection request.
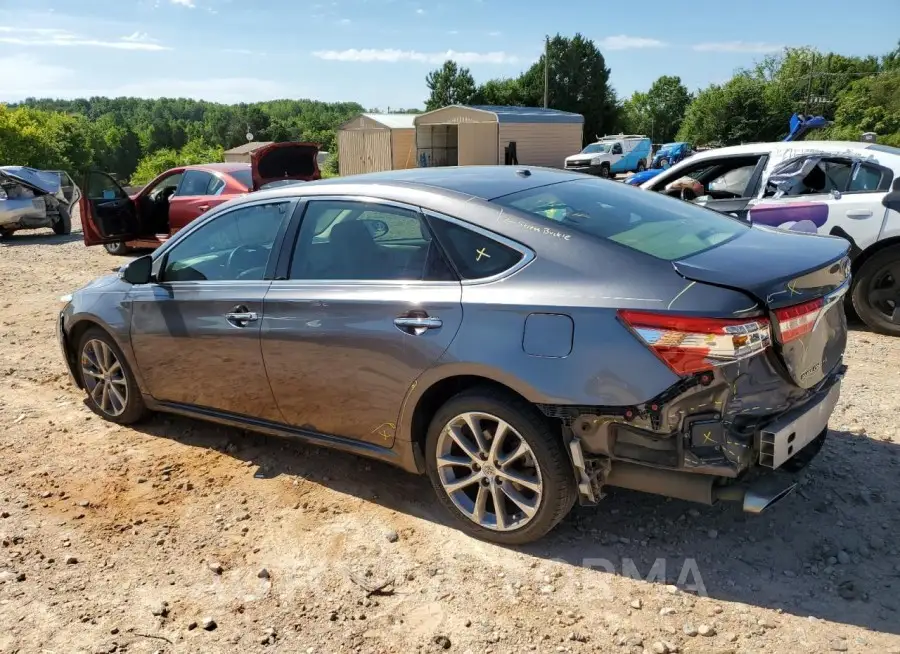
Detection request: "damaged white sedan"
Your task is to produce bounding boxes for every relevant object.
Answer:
[0,167,80,239]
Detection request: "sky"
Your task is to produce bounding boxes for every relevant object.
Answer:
[1,0,898,109]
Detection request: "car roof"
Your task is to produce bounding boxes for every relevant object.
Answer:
[687,140,879,159]
[301,165,586,200]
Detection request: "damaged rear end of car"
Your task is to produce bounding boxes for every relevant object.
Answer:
[576,230,848,513]
[0,166,76,237]
[493,177,850,516]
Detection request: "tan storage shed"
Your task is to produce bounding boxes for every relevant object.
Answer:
[413,105,584,169]
[337,113,418,176]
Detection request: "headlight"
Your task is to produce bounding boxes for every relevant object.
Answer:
[591,156,603,165]
[59,293,72,309]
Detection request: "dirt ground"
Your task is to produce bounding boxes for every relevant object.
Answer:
[1,213,899,654]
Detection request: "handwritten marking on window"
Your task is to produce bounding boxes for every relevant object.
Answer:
[475,248,491,261]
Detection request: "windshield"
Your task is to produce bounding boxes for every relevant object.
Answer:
[492,178,748,261]
[581,143,610,154]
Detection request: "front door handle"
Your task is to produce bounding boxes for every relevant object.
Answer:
[226,305,259,327]
[846,210,873,219]
[198,204,210,212]
[394,315,442,335]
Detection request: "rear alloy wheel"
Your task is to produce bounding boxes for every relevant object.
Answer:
[425,389,575,544]
[636,160,646,172]
[104,241,131,256]
[852,247,900,336]
[78,327,148,424]
[599,163,611,179]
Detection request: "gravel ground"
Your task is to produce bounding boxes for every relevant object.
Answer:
[1,213,900,654]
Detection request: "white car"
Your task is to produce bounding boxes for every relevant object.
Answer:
[641,141,900,336]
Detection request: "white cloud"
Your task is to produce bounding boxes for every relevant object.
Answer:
[337,18,351,24]
[312,48,519,64]
[692,41,783,53]
[415,8,425,14]
[598,35,666,50]
[487,30,501,37]
[0,26,171,51]
[170,0,196,7]
[0,55,72,99]
[122,31,159,43]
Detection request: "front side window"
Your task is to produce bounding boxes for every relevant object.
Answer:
[86,171,127,200]
[492,178,748,261]
[162,201,291,282]
[289,200,454,281]
[176,170,215,197]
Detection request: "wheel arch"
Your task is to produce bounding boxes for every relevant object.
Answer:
[851,235,900,275]
[398,368,560,474]
[64,315,147,394]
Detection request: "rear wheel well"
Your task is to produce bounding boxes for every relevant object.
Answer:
[409,375,559,457]
[852,237,900,275]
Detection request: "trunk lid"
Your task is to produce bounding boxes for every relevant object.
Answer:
[673,225,850,389]
[250,142,321,191]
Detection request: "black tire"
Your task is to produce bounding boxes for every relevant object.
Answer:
[104,241,131,256]
[658,157,669,168]
[636,160,646,172]
[77,327,149,425]
[424,387,576,545]
[851,246,900,336]
[599,163,610,179]
[0,228,13,240]
[52,206,71,235]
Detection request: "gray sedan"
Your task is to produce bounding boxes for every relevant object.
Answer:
[59,166,849,544]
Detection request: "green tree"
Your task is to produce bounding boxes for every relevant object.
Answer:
[622,76,692,143]
[517,34,620,142]
[471,78,526,106]
[425,60,477,110]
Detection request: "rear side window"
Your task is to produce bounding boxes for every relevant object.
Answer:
[848,164,884,192]
[492,178,748,261]
[428,217,524,279]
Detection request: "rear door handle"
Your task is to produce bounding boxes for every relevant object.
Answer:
[226,305,259,327]
[846,210,873,218]
[394,315,442,335]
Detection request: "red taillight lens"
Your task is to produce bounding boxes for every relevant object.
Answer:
[773,298,824,343]
[618,310,772,376]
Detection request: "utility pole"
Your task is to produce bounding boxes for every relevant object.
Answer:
[543,36,549,108]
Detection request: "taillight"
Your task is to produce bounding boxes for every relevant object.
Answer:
[618,310,772,376]
[773,298,824,343]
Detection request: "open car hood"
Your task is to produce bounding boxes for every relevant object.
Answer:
[250,142,321,191]
[783,113,830,142]
[0,166,61,196]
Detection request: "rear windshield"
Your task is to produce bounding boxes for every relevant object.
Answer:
[492,178,749,261]
[229,168,253,189]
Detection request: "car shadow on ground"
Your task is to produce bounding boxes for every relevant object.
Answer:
[132,412,900,637]
[0,231,84,246]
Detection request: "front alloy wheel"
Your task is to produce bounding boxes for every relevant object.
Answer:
[77,327,148,424]
[81,339,129,417]
[436,412,543,532]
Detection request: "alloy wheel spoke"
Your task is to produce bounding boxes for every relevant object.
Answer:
[496,468,541,493]
[108,382,126,411]
[82,369,104,380]
[464,414,489,455]
[436,453,473,468]
[90,380,104,403]
[500,483,539,518]
[444,470,484,494]
[106,359,122,376]
[497,441,530,467]
[871,288,898,303]
[488,420,510,464]
[447,425,480,462]
[490,483,508,530]
[100,383,111,412]
[472,486,488,524]
[91,341,107,373]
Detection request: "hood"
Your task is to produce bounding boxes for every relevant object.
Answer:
[0,166,61,196]
[250,142,321,191]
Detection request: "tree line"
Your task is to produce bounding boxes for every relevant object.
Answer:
[426,35,900,148]
[0,98,364,184]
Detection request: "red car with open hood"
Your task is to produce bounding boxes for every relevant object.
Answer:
[80,142,321,255]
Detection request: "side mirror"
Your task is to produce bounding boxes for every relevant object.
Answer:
[884,191,900,212]
[364,219,388,239]
[120,254,153,285]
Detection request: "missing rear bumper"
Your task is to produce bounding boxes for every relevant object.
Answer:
[759,381,840,469]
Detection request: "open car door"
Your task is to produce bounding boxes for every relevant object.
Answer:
[250,141,321,191]
[79,170,139,246]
